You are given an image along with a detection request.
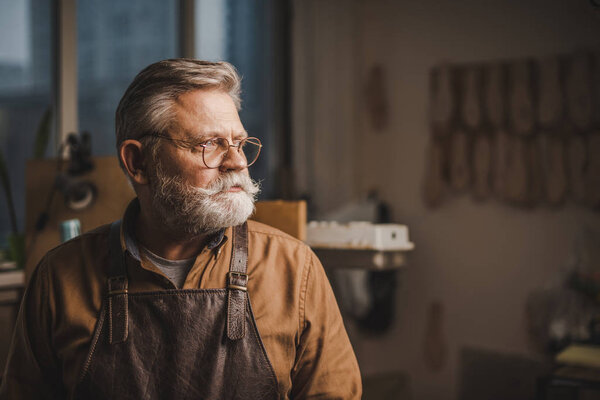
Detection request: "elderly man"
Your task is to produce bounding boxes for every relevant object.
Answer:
[0,59,361,399]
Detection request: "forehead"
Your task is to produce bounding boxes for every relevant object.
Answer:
[172,89,244,138]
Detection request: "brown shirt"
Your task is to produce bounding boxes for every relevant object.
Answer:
[0,202,361,399]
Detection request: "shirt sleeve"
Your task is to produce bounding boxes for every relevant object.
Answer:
[0,258,65,399]
[290,249,362,399]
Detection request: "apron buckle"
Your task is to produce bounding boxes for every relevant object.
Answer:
[227,271,248,291]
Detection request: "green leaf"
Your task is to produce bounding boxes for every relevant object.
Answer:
[33,107,52,159]
[0,149,18,233]
[0,150,9,200]
[7,233,25,268]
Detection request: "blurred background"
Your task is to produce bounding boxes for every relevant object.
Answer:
[1,0,600,399]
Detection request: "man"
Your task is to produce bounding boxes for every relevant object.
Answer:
[0,59,361,399]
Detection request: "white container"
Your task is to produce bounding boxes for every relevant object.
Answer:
[306,221,414,251]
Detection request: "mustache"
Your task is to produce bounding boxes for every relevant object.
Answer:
[196,172,261,197]
[150,166,259,235]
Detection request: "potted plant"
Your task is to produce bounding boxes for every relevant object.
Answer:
[0,108,52,269]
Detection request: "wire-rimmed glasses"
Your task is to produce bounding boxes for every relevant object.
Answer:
[139,133,262,169]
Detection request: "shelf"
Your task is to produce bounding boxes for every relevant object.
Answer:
[0,270,25,289]
[312,248,409,270]
[0,269,25,307]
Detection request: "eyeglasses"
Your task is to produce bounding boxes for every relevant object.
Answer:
[139,133,262,169]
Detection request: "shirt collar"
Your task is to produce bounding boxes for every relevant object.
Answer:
[121,198,227,261]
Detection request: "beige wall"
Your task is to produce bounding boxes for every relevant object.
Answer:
[293,0,600,398]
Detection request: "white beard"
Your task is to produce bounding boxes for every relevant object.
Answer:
[149,165,260,235]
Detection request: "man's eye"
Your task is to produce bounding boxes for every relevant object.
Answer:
[202,139,218,149]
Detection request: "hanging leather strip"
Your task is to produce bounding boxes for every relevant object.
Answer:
[108,220,129,344]
[227,222,249,340]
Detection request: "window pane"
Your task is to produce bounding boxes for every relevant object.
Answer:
[0,0,54,246]
[77,0,179,156]
[195,0,284,199]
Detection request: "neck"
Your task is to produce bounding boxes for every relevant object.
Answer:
[135,204,210,261]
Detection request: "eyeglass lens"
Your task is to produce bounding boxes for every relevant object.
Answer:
[203,137,261,168]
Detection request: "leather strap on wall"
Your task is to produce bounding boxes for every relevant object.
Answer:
[226,222,249,340]
[108,221,129,344]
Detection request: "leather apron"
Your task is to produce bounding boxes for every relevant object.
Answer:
[73,221,279,400]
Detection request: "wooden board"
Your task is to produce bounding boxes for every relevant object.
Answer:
[25,156,135,278]
[251,200,306,241]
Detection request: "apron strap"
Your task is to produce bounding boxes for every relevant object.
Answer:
[106,220,248,343]
[107,220,129,344]
[227,222,249,340]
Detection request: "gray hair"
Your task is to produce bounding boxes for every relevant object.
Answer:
[115,58,242,170]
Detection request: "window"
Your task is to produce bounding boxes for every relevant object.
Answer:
[77,0,179,155]
[0,0,54,246]
[195,0,290,199]
[0,0,290,247]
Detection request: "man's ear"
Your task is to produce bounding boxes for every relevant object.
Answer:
[120,140,149,185]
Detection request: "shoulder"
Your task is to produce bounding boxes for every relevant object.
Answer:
[38,223,112,288]
[246,220,313,257]
[247,220,305,245]
[44,223,111,266]
[245,220,317,276]
[245,220,326,291]
[25,223,111,327]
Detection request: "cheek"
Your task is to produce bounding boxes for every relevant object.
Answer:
[173,152,217,188]
[188,168,220,188]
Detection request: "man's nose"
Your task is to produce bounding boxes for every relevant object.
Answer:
[219,147,247,171]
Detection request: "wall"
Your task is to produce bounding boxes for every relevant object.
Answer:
[293,0,600,398]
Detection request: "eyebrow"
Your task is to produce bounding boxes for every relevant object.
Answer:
[186,131,249,142]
